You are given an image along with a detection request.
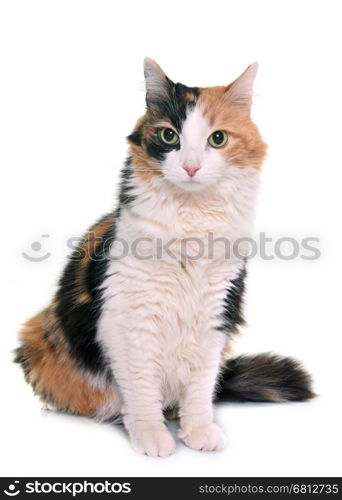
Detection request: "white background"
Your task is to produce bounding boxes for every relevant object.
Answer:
[1,0,341,477]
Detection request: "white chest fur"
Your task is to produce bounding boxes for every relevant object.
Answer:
[97,168,259,405]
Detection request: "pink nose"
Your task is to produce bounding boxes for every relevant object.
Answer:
[183,165,200,178]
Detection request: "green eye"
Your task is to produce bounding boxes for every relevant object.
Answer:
[208,130,228,148]
[159,127,179,145]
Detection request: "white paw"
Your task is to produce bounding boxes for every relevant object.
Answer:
[181,423,225,452]
[129,425,176,457]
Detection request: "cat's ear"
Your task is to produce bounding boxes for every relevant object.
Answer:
[144,58,173,108]
[224,62,258,113]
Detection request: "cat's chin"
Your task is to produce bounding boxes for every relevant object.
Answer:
[169,179,211,193]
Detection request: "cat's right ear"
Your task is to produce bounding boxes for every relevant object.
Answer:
[144,58,172,108]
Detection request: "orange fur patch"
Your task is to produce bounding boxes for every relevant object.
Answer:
[17,309,112,416]
[199,87,267,169]
[185,92,197,103]
[72,214,113,303]
[129,114,162,183]
[130,142,161,183]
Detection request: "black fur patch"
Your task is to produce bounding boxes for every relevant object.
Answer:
[14,346,31,382]
[216,353,315,402]
[130,81,200,164]
[55,217,115,377]
[145,133,180,162]
[150,80,199,132]
[118,157,136,207]
[219,265,246,333]
[127,128,142,146]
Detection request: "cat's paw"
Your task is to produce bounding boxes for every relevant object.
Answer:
[129,425,176,457]
[180,423,225,452]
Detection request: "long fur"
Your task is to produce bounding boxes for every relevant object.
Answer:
[15,59,314,457]
[216,353,314,402]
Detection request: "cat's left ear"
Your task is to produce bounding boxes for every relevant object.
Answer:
[144,58,173,109]
[224,62,258,114]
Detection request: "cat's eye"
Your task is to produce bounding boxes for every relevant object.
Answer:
[159,127,179,145]
[208,130,228,148]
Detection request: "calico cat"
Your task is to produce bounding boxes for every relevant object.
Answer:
[15,59,313,457]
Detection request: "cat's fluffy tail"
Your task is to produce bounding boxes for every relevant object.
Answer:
[216,353,314,402]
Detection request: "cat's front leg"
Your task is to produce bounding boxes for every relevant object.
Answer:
[123,405,176,458]
[112,351,176,457]
[179,347,226,452]
[98,298,176,457]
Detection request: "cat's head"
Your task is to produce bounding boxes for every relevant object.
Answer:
[127,58,267,192]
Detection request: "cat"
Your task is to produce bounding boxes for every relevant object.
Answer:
[15,58,314,457]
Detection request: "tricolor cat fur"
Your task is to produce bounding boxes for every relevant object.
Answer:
[15,59,313,457]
